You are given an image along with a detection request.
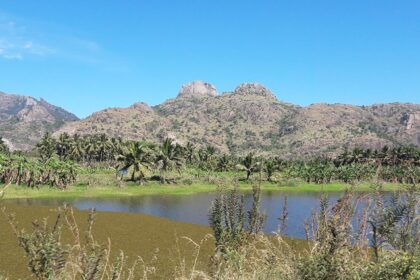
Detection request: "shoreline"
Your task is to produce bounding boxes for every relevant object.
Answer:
[0,181,403,200]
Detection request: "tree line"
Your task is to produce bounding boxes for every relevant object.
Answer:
[36,133,420,184]
[0,133,418,188]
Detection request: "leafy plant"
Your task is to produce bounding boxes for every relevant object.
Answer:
[209,185,266,253]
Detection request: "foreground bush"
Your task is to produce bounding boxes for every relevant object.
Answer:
[204,184,420,280]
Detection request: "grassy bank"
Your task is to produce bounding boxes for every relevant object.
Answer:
[1,180,403,200]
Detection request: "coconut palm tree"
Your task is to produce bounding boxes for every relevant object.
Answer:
[264,159,278,182]
[237,153,261,181]
[216,154,232,172]
[197,145,218,171]
[97,134,110,162]
[69,138,85,161]
[184,142,195,165]
[85,137,99,162]
[116,142,153,183]
[109,137,124,161]
[156,138,183,183]
[36,133,56,160]
[56,133,71,160]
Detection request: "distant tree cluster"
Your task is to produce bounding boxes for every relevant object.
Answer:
[36,133,124,162]
[40,133,419,185]
[0,132,418,188]
[291,146,420,184]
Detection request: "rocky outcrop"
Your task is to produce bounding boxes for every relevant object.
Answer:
[402,112,420,145]
[177,81,217,98]
[129,102,154,113]
[233,83,274,97]
[1,138,16,151]
[405,113,419,130]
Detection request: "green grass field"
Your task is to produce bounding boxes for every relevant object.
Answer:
[1,179,403,200]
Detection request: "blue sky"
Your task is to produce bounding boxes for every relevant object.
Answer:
[0,0,419,118]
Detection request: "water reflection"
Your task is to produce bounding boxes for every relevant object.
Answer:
[8,192,357,239]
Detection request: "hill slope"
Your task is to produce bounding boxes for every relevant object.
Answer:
[0,92,79,150]
[54,81,419,157]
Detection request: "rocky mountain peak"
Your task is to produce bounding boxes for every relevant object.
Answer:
[130,102,154,113]
[234,83,274,97]
[24,96,38,106]
[0,91,79,150]
[177,81,217,98]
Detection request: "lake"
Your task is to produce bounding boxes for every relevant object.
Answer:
[6,191,372,239]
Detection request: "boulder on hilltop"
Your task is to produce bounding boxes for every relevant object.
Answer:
[177,81,217,98]
[234,83,274,97]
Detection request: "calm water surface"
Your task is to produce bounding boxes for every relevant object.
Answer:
[8,191,368,239]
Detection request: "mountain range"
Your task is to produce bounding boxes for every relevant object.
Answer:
[1,81,419,157]
[0,91,79,151]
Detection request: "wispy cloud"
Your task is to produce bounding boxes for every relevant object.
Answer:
[0,17,54,60]
[0,13,125,69]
